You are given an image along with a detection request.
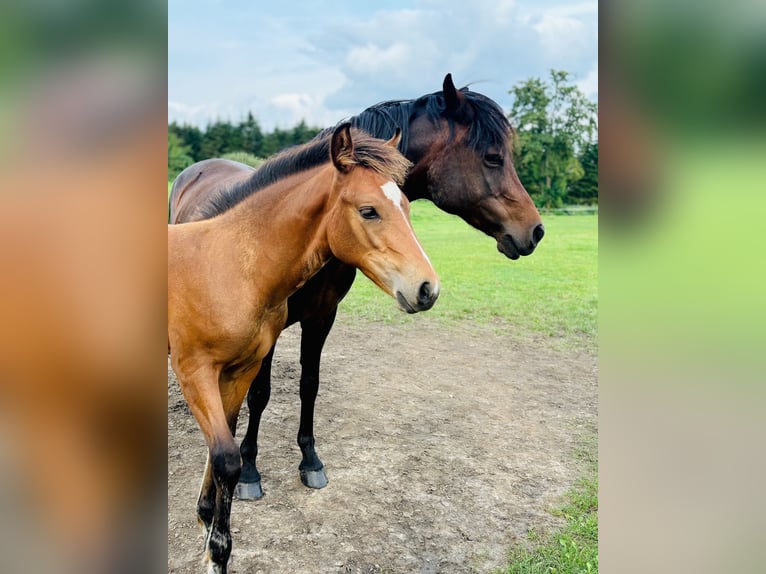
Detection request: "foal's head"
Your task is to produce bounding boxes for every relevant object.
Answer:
[326,124,439,313]
[405,74,545,260]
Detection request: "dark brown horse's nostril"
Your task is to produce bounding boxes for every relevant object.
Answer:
[532,223,545,246]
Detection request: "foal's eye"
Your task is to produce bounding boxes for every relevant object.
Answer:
[484,153,504,168]
[359,207,380,220]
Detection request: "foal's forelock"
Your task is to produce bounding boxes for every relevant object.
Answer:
[345,143,411,187]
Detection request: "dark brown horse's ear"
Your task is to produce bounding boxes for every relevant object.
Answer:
[443,73,462,114]
[385,127,402,149]
[331,122,355,173]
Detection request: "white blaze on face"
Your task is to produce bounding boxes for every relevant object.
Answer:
[381,181,404,213]
[379,181,432,266]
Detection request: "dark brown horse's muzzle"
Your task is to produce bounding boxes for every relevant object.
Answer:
[498,223,545,259]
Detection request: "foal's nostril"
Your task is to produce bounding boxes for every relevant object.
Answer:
[418,281,433,307]
[532,223,545,246]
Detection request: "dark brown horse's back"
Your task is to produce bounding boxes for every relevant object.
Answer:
[169,159,255,223]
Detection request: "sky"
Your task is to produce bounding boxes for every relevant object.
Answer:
[168,0,597,131]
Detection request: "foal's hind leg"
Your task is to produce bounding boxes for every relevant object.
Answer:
[297,308,338,489]
[236,346,274,500]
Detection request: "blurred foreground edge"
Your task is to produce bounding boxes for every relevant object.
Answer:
[0,53,167,574]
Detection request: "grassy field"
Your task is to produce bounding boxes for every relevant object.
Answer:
[497,437,598,574]
[339,201,598,345]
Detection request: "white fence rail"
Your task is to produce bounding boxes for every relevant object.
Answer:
[539,206,598,215]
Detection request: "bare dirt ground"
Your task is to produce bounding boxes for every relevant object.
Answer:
[168,316,597,574]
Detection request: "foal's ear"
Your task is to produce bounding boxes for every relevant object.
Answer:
[443,73,464,114]
[331,122,355,174]
[385,127,402,149]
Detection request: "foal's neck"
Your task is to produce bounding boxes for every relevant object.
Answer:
[221,165,336,305]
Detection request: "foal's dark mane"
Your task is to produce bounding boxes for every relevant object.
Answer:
[319,86,513,157]
[201,128,411,219]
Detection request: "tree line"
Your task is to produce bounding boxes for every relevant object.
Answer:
[168,115,323,178]
[169,70,597,207]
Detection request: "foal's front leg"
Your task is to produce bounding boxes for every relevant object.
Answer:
[204,376,253,574]
[297,308,338,489]
[174,358,250,574]
[198,401,242,533]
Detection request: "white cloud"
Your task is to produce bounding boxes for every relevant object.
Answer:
[269,93,315,113]
[532,2,598,60]
[577,65,598,98]
[420,0,518,28]
[168,1,598,130]
[345,43,411,75]
[265,92,350,128]
[168,101,208,116]
[168,101,221,126]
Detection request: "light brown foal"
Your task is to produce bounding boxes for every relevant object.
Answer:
[167,124,439,573]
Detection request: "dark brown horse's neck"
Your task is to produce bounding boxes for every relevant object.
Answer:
[401,158,431,202]
[400,130,442,203]
[220,166,336,306]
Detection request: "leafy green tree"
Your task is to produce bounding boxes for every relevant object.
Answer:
[568,140,598,205]
[239,112,264,157]
[509,70,598,207]
[261,126,291,157]
[290,119,322,146]
[170,116,323,164]
[168,131,193,180]
[200,119,242,158]
[171,122,203,162]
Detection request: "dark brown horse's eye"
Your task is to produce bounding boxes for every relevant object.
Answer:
[484,153,504,168]
[359,206,380,220]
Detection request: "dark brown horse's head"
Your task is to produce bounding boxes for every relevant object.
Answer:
[349,74,544,260]
[407,74,544,259]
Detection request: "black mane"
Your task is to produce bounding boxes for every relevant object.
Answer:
[202,85,511,219]
[200,136,333,219]
[318,85,513,156]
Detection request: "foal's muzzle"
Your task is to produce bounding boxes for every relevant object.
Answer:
[396,280,439,313]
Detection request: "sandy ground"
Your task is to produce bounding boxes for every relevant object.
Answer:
[168,316,597,573]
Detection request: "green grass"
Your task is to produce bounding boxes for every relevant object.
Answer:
[339,202,598,343]
[497,436,598,574]
[600,139,766,370]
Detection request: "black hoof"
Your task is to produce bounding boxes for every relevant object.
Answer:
[234,480,263,500]
[300,467,328,489]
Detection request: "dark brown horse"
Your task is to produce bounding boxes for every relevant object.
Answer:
[168,124,438,573]
[169,74,544,500]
